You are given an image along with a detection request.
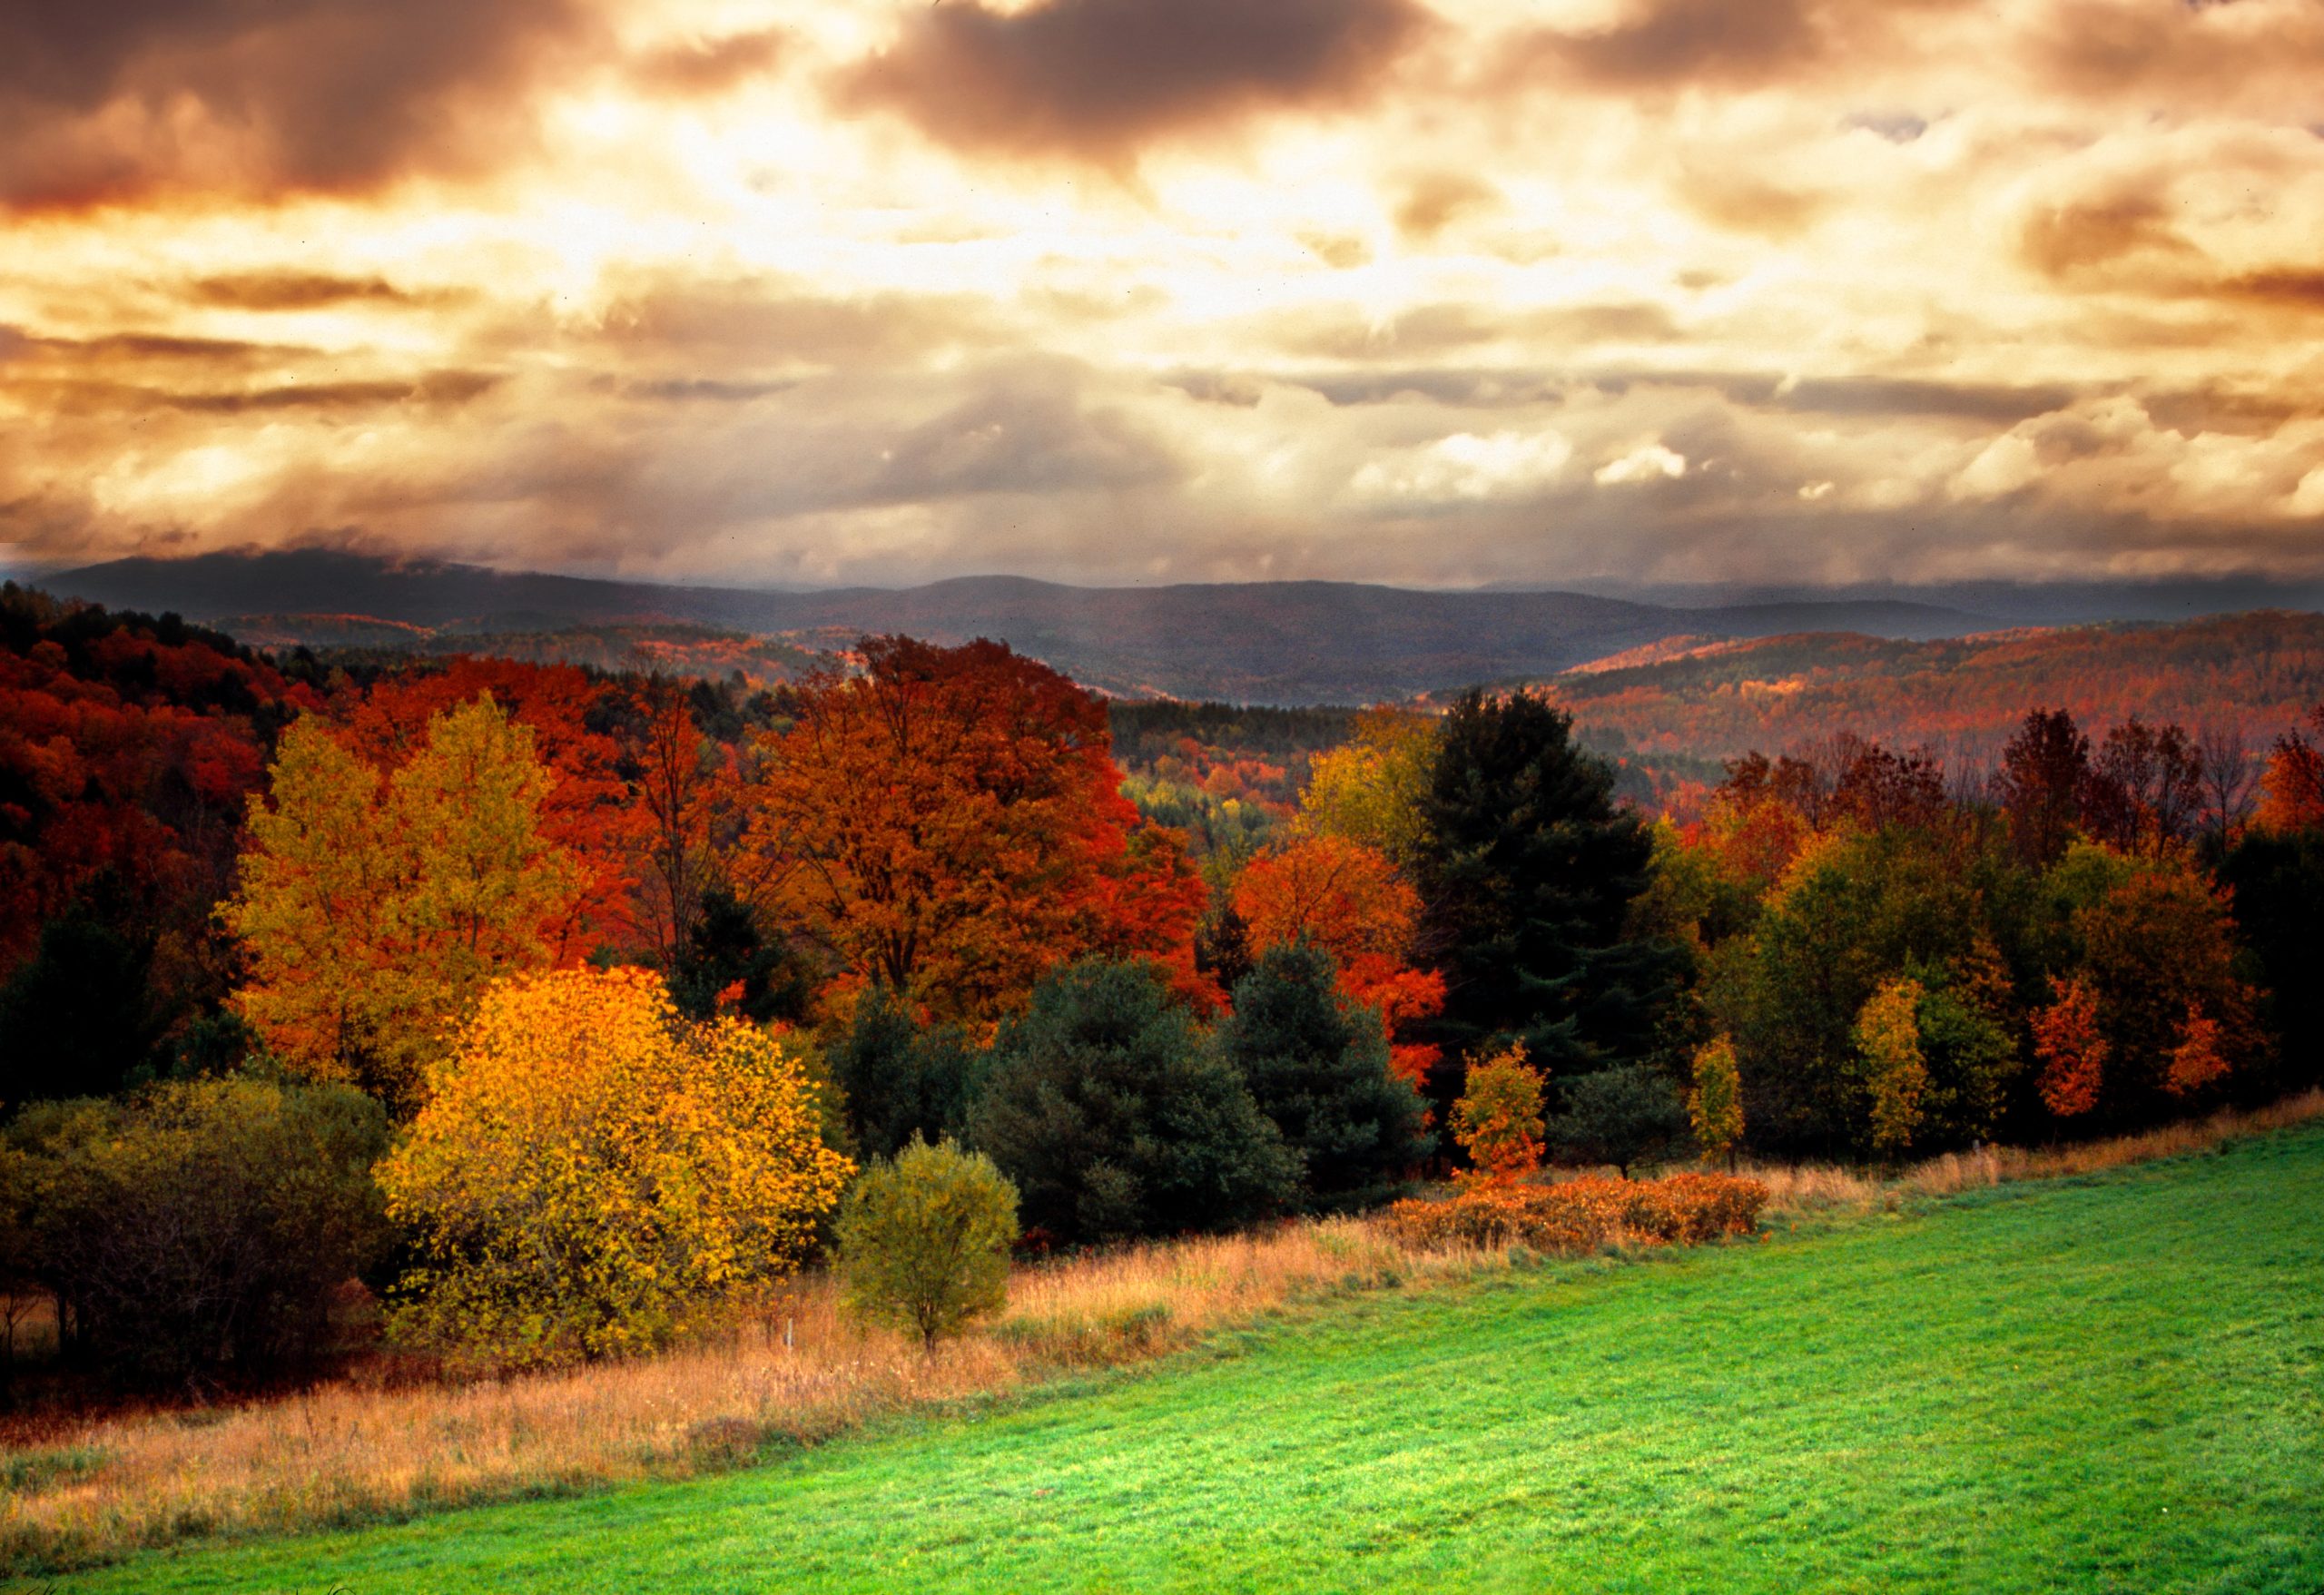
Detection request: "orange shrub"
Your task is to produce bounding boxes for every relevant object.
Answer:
[1384,1171,1768,1254]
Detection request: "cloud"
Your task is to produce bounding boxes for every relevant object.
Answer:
[1394,172,1502,241]
[1348,430,1574,507]
[2020,196,2198,281]
[181,271,419,310]
[630,29,786,98]
[1512,0,1825,91]
[0,0,596,211]
[833,0,1428,164]
[1595,441,1689,486]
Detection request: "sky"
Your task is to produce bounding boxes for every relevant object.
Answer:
[1,0,2321,593]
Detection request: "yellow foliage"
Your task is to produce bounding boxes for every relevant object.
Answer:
[222,700,583,1113]
[1689,1034,1746,1166]
[379,965,854,1369]
[1854,976,1928,1157]
[1296,708,1439,868]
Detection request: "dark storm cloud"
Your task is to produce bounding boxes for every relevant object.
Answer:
[1511,0,1825,91]
[0,0,595,211]
[834,0,1429,163]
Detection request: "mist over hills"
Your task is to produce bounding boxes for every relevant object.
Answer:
[41,550,1992,704]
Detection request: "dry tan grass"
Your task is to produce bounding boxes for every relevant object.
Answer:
[1743,1088,2324,1213]
[0,1217,1495,1574]
[4,1088,2317,1576]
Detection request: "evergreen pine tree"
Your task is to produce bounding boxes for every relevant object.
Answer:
[1414,689,1679,1082]
[1216,940,1431,1213]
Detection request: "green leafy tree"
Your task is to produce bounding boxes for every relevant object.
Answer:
[969,959,1298,1245]
[7,1078,389,1390]
[1547,1063,1689,1177]
[837,1137,1019,1347]
[1712,826,2025,1158]
[1215,940,1430,1213]
[1414,690,1679,1078]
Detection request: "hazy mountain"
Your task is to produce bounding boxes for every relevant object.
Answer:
[42,550,1992,704]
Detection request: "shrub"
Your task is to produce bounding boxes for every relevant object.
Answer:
[5,1078,389,1390]
[1384,1171,1768,1255]
[1449,1044,1545,1180]
[838,1137,1019,1347]
[969,959,1298,1245]
[1547,1063,1689,1176]
[1215,940,1431,1213]
[379,967,852,1369]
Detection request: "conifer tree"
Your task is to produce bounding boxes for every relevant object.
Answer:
[1413,689,1679,1082]
[1216,940,1430,1214]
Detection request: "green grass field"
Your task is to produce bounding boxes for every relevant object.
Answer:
[53,1126,2324,1594]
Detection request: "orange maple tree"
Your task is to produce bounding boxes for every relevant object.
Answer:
[738,637,1206,1027]
[2032,975,2106,1118]
[1231,833,1445,1088]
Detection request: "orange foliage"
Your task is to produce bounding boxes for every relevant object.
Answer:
[2033,975,2107,1117]
[1449,1044,1545,1181]
[1384,1170,1768,1252]
[2163,1006,2230,1097]
[740,637,1206,1028]
[2258,709,2324,832]
[1232,833,1444,1088]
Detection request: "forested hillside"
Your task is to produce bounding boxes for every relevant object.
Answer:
[1541,612,2324,769]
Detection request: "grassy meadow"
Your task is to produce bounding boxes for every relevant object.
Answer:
[35,1115,2324,1594]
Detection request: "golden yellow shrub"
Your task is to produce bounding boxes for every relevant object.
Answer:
[379,966,853,1369]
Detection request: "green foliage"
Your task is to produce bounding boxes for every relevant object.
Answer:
[1546,1063,1689,1177]
[5,1078,389,1389]
[968,959,1298,1245]
[1414,689,1679,1076]
[667,888,815,1027]
[837,1137,1019,1347]
[1711,826,2024,1158]
[824,985,982,1161]
[1215,940,1430,1214]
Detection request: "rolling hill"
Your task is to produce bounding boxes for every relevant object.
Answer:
[41,551,1988,704]
[1537,610,2324,766]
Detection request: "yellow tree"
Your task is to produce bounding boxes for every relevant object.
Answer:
[379,966,852,1368]
[1854,977,1928,1157]
[1297,708,1440,869]
[223,699,582,1113]
[1689,1035,1746,1168]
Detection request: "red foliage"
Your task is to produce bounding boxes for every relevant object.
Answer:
[0,596,316,975]
[1232,834,1444,1088]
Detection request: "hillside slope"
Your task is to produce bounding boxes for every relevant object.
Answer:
[43,551,1986,704]
[76,1124,2324,1594]
[1544,610,2324,764]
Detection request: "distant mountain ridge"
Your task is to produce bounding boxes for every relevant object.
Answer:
[42,550,1992,704]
